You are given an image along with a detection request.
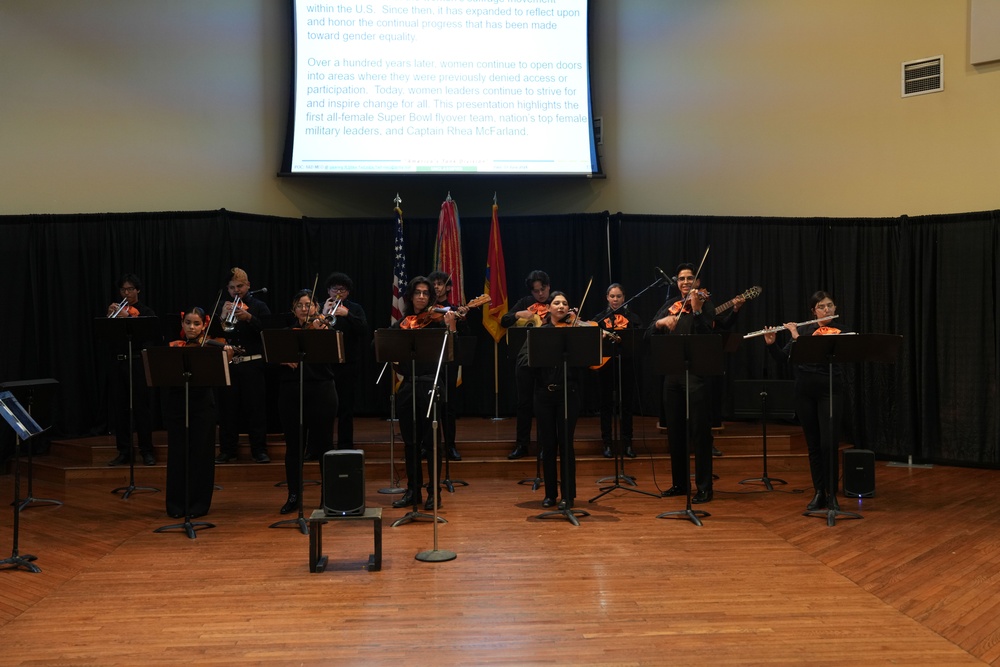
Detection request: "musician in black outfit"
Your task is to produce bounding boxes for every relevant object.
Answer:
[215,267,272,464]
[763,291,846,512]
[318,271,369,453]
[499,269,551,460]
[277,290,338,514]
[646,263,717,504]
[428,270,468,461]
[106,273,159,467]
[595,283,643,459]
[391,276,459,511]
[529,292,582,509]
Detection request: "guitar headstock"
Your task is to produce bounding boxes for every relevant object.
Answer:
[465,294,491,309]
[742,286,763,301]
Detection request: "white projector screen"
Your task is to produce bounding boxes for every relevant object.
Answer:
[281,0,600,176]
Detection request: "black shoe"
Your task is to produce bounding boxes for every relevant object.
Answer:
[661,485,686,497]
[828,495,840,511]
[424,493,442,511]
[557,499,572,510]
[279,495,299,514]
[214,453,237,464]
[602,446,612,458]
[542,497,556,508]
[806,491,827,511]
[253,451,271,464]
[712,446,723,457]
[392,490,420,508]
[107,452,131,466]
[507,444,529,460]
[692,489,713,504]
[141,450,156,466]
[625,446,636,459]
[448,447,462,461]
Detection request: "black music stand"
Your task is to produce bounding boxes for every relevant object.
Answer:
[1,379,61,510]
[591,329,659,503]
[0,391,49,572]
[374,329,452,528]
[93,316,161,499]
[649,334,724,526]
[508,327,544,489]
[263,328,344,535]
[374,360,406,496]
[734,380,794,491]
[439,336,475,493]
[791,333,901,526]
[143,346,230,539]
[527,326,601,526]
[374,328,455,563]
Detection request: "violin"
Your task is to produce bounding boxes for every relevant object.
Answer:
[668,289,711,316]
[551,310,622,343]
[401,307,455,330]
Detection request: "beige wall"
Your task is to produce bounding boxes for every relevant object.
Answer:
[2,1,998,219]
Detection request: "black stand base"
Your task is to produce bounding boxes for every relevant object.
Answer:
[738,475,788,491]
[14,496,63,511]
[154,518,216,540]
[111,482,160,499]
[0,551,40,573]
[415,548,456,562]
[804,501,862,526]
[537,503,590,526]
[517,452,543,490]
[657,507,710,527]
[269,515,310,534]
[391,508,446,527]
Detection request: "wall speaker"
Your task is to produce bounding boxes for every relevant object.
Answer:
[322,449,365,516]
[842,448,875,498]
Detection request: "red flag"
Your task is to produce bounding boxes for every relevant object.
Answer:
[434,196,465,304]
[482,203,508,343]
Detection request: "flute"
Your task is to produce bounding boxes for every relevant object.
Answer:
[743,314,839,339]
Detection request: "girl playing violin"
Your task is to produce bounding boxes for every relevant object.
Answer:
[391,276,458,511]
[763,291,847,512]
[163,307,218,518]
[525,291,583,510]
[277,290,339,515]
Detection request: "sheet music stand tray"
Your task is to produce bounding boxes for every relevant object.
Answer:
[374,328,456,563]
[649,334,724,526]
[0,391,49,572]
[1,379,61,510]
[790,333,901,526]
[527,326,602,526]
[262,328,344,534]
[93,316,161,499]
[143,346,231,539]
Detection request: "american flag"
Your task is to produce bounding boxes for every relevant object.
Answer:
[390,206,408,325]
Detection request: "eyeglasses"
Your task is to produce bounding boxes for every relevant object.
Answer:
[677,276,696,283]
[120,286,137,293]
[329,286,347,293]
[413,290,431,296]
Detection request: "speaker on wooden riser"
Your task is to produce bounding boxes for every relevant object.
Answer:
[322,449,365,516]
[842,448,875,498]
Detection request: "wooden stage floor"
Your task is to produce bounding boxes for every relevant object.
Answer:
[1,422,998,665]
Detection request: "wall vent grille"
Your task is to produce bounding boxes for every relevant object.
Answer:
[902,55,943,97]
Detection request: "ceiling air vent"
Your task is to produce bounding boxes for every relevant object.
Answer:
[901,55,943,97]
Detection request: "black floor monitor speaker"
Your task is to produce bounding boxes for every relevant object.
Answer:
[842,448,875,498]
[322,449,365,516]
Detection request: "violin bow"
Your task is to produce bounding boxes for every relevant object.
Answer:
[678,244,710,310]
[574,276,594,326]
[307,273,320,324]
[203,289,224,347]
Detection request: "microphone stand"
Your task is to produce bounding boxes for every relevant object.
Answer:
[375,362,406,495]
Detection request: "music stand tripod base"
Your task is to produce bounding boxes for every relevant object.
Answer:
[537,504,591,526]
[0,552,40,573]
[154,518,216,540]
[657,507,710,527]
[804,506,862,527]
[416,548,456,562]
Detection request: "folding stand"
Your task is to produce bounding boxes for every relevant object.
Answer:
[143,347,230,539]
[1,379,61,510]
[792,334,901,526]
[375,328,455,562]
[440,335,475,493]
[262,328,344,535]
[734,380,794,491]
[527,326,602,526]
[508,327,543,490]
[93,316,161,499]
[374,329,451,530]
[0,391,49,572]
[649,334,724,526]
[374,362,406,495]
[591,329,659,503]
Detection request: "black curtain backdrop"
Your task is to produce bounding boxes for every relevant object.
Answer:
[2,208,998,467]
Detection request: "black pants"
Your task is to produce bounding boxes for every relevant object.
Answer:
[218,360,268,456]
[795,371,843,493]
[332,363,359,448]
[515,362,534,449]
[279,380,337,498]
[662,375,713,493]
[397,377,442,499]
[534,385,580,503]
[111,358,153,454]
[599,355,635,446]
[165,387,217,518]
